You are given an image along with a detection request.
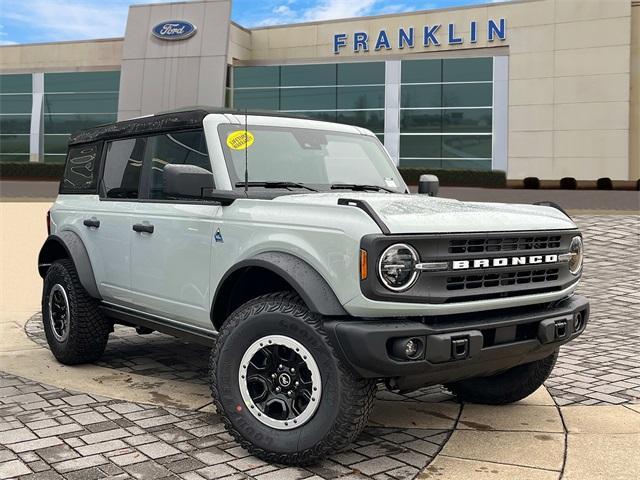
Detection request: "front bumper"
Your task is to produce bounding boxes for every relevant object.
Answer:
[325,295,589,390]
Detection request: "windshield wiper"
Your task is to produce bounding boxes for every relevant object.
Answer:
[331,183,395,193]
[235,181,318,192]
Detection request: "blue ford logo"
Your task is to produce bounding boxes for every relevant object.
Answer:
[152,21,197,41]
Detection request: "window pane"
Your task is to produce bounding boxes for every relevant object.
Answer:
[299,111,337,122]
[0,74,32,94]
[234,66,280,88]
[441,159,492,170]
[44,93,119,114]
[0,115,31,134]
[233,88,279,110]
[443,109,492,133]
[442,135,492,158]
[401,110,442,133]
[337,110,384,132]
[102,138,145,199]
[145,130,212,200]
[400,135,441,158]
[0,94,32,114]
[0,153,30,162]
[281,87,336,110]
[401,84,441,108]
[44,135,70,155]
[337,86,384,109]
[44,114,117,134]
[401,59,441,84]
[45,71,120,93]
[281,64,336,86]
[61,143,101,193]
[0,135,30,154]
[338,62,384,85]
[399,158,444,169]
[443,58,492,82]
[443,83,492,107]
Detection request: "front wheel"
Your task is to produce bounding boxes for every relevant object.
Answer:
[444,349,559,405]
[209,292,376,465]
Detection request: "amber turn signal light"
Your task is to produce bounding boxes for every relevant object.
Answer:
[360,249,368,280]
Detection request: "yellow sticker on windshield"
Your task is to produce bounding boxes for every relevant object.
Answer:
[227,130,255,150]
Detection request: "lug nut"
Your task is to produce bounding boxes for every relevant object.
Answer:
[275,386,281,393]
[271,373,277,379]
[278,364,283,369]
[290,368,295,373]
[294,381,299,386]
[287,390,292,396]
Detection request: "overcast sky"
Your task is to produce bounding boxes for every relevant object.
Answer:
[0,0,506,45]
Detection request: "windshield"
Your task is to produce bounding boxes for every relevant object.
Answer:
[218,124,405,193]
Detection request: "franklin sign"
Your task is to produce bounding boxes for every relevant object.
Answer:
[333,18,506,54]
[152,21,197,41]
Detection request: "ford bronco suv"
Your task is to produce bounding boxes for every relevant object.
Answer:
[39,108,588,464]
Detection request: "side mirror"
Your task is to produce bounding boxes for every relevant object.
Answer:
[163,164,214,198]
[418,174,439,196]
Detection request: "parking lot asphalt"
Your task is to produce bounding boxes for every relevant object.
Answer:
[0,202,639,480]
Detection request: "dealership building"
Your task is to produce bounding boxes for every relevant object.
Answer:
[0,0,638,181]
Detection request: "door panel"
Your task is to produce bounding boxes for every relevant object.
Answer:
[130,203,219,327]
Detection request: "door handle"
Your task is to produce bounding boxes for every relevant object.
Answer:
[83,218,100,228]
[133,223,154,234]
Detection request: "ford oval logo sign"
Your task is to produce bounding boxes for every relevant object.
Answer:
[152,21,197,41]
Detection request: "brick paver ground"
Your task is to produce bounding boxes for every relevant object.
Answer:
[0,373,451,480]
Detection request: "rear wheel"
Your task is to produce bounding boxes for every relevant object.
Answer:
[445,349,559,405]
[210,292,376,465]
[42,259,110,365]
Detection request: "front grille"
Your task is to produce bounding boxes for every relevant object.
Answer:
[448,235,562,254]
[446,268,560,291]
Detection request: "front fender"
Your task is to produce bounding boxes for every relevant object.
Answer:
[38,232,101,300]
[213,252,348,318]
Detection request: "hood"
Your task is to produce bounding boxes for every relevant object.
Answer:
[272,192,576,234]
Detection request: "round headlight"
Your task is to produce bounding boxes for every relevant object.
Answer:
[378,243,419,291]
[568,236,583,275]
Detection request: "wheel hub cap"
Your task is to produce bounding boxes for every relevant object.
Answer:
[48,284,70,342]
[238,335,322,430]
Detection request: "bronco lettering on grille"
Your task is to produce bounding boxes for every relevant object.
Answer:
[452,254,559,270]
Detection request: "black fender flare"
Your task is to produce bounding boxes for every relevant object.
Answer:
[38,232,102,300]
[212,252,348,322]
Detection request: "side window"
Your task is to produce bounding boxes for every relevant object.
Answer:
[101,138,145,199]
[144,130,213,200]
[60,143,102,194]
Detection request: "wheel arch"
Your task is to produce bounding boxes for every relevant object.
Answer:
[211,252,348,330]
[38,232,102,300]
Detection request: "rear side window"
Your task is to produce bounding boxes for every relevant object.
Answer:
[60,143,101,194]
[144,130,212,199]
[101,138,145,199]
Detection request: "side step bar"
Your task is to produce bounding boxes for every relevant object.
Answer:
[99,303,216,347]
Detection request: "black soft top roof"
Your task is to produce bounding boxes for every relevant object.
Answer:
[68,108,310,146]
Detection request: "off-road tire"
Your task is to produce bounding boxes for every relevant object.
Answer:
[445,349,559,405]
[42,259,110,365]
[209,292,377,465]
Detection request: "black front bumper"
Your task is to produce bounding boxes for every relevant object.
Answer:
[324,295,589,390]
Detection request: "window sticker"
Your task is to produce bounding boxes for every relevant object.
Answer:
[384,177,397,189]
[227,130,255,150]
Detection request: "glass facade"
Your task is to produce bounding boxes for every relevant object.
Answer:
[43,71,120,162]
[231,57,494,170]
[232,62,385,140]
[399,57,493,170]
[0,74,32,162]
